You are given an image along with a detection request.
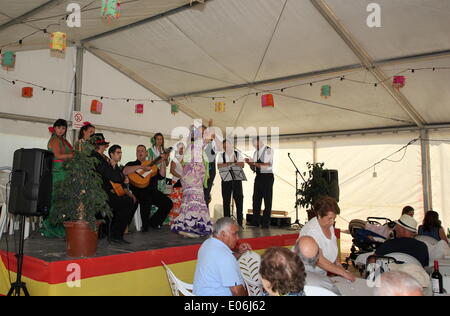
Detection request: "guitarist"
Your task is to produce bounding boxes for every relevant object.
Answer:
[91,135,135,244]
[124,144,173,232]
[108,145,137,205]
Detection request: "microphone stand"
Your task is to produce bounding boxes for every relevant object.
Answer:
[288,153,306,229]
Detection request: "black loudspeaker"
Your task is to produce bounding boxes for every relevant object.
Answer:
[322,169,340,202]
[8,149,54,217]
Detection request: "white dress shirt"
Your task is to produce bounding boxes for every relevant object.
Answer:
[252,145,273,174]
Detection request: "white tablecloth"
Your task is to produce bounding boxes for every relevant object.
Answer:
[331,277,374,296]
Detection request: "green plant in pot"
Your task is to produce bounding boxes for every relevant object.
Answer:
[50,141,112,258]
[296,163,333,221]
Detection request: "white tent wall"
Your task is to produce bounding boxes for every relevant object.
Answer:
[0,48,76,120]
[0,48,195,166]
[430,129,450,232]
[81,50,194,137]
[208,132,431,254]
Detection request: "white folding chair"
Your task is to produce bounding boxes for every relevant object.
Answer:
[161,261,194,296]
[304,285,338,296]
[0,203,8,241]
[385,252,422,266]
[134,205,142,232]
[238,251,264,296]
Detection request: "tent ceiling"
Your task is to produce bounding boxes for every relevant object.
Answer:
[0,0,192,51]
[1,0,449,135]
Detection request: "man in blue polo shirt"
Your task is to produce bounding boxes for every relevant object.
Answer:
[193,217,251,296]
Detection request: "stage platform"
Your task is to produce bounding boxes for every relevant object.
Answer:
[0,226,299,296]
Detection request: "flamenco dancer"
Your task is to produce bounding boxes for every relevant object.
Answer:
[171,124,213,238]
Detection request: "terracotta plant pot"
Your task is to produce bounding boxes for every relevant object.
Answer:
[64,221,99,258]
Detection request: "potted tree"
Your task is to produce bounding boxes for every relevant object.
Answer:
[50,141,112,258]
[296,163,333,221]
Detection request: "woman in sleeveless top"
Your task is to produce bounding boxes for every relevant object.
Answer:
[74,122,95,151]
[41,119,74,238]
[148,133,169,168]
[418,210,448,243]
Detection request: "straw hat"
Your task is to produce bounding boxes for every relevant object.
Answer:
[395,215,418,234]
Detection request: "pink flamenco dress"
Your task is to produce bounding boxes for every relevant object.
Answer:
[170,142,213,238]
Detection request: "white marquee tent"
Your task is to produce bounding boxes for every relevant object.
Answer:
[1,0,450,243]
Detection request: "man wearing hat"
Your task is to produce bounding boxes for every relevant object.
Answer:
[91,134,135,244]
[375,214,429,267]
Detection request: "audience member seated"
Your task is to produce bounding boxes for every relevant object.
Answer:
[293,236,341,295]
[299,196,355,282]
[402,205,415,217]
[374,271,423,296]
[418,210,449,243]
[259,247,306,296]
[375,215,429,267]
[193,217,251,296]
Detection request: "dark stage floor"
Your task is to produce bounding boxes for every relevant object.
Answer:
[0,225,298,262]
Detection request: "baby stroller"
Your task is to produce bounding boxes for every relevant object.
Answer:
[345,217,395,274]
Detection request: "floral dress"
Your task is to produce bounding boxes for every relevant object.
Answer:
[171,143,213,236]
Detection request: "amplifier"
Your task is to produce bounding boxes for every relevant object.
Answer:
[246,214,291,228]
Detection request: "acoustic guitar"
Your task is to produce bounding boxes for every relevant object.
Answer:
[128,147,173,189]
[110,181,126,197]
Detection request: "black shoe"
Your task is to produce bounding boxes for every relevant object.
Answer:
[141,226,149,233]
[150,224,162,230]
[247,222,260,227]
[262,224,270,229]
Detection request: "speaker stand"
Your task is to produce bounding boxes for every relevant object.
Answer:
[7,215,30,296]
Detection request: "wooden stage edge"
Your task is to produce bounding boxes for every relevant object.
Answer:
[0,226,299,296]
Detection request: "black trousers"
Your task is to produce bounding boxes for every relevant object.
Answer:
[133,186,173,230]
[252,174,274,227]
[203,162,216,206]
[222,180,244,226]
[108,194,135,240]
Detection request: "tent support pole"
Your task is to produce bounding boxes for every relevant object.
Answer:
[420,129,433,213]
[72,45,84,145]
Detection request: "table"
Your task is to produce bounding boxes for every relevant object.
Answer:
[331,277,374,296]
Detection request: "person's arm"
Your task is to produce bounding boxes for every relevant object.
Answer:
[233,243,252,260]
[123,164,143,176]
[159,154,168,178]
[245,158,257,172]
[440,228,449,243]
[49,138,73,160]
[123,163,154,176]
[230,285,248,296]
[170,161,182,179]
[317,250,355,282]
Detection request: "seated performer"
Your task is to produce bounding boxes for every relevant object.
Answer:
[91,134,135,244]
[124,145,173,231]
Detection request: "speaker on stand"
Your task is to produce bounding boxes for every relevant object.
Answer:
[322,169,340,202]
[7,148,54,296]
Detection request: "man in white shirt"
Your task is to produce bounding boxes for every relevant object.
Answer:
[245,136,274,229]
[193,217,251,296]
[217,139,245,226]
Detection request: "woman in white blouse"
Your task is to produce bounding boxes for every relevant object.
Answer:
[300,196,355,282]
